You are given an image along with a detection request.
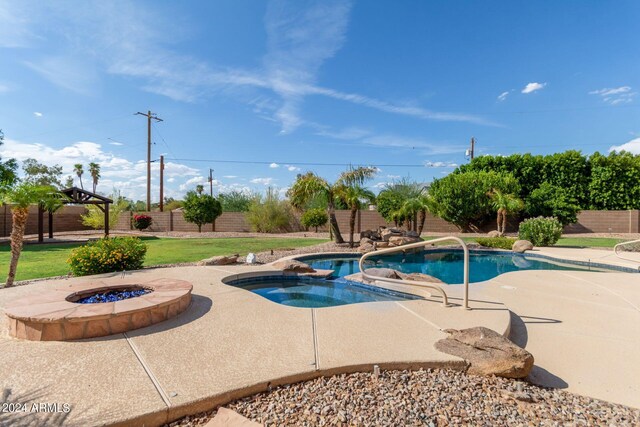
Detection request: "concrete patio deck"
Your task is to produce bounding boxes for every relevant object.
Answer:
[0,264,509,427]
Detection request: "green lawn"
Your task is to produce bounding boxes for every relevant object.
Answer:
[0,237,328,282]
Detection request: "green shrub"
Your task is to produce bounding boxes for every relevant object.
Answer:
[525,182,580,226]
[67,237,147,276]
[182,190,222,232]
[475,237,516,250]
[300,208,328,232]
[429,170,520,231]
[246,188,295,233]
[518,216,563,246]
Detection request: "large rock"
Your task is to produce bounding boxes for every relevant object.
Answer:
[488,230,501,238]
[197,254,239,266]
[363,267,403,280]
[360,229,381,240]
[512,240,534,253]
[388,236,422,246]
[358,242,375,253]
[271,259,316,273]
[401,272,444,284]
[406,230,420,238]
[434,327,534,378]
[380,228,403,242]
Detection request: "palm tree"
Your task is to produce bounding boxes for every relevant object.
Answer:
[337,185,376,247]
[488,188,524,235]
[288,166,377,244]
[195,184,204,195]
[88,162,100,193]
[1,183,61,287]
[73,163,84,190]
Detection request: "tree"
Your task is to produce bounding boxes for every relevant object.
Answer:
[300,208,328,232]
[525,182,580,226]
[376,179,426,230]
[0,130,18,185]
[74,164,84,190]
[88,162,101,193]
[429,171,520,231]
[588,151,640,210]
[195,184,204,195]
[22,158,63,188]
[287,166,377,244]
[64,176,74,188]
[0,183,61,287]
[182,190,222,232]
[219,190,255,212]
[487,189,524,235]
[337,185,376,247]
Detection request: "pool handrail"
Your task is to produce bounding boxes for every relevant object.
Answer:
[358,236,470,309]
[613,239,640,265]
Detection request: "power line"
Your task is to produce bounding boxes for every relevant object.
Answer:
[165,158,451,168]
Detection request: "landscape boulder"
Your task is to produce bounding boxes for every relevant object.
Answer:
[360,229,381,240]
[512,240,534,253]
[487,230,501,238]
[380,228,404,242]
[388,236,422,246]
[402,272,444,284]
[271,259,316,273]
[363,267,404,280]
[197,254,239,266]
[434,327,534,378]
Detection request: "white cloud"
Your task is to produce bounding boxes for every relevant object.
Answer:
[521,82,546,94]
[24,57,99,95]
[0,138,200,201]
[425,161,458,168]
[286,165,300,172]
[315,127,371,140]
[109,141,124,146]
[609,137,640,154]
[223,175,237,179]
[497,91,510,102]
[386,174,400,179]
[590,86,636,105]
[33,111,43,117]
[250,177,275,185]
[0,84,9,93]
[269,162,280,168]
[361,135,465,155]
[373,182,390,189]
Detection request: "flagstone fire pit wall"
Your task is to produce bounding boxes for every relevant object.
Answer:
[4,279,192,341]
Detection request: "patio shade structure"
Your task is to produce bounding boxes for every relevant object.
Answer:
[38,187,113,242]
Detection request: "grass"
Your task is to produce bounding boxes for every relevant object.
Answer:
[0,237,328,282]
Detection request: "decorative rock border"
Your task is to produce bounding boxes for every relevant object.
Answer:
[4,278,192,341]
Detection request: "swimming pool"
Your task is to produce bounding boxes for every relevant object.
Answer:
[302,250,610,284]
[228,276,416,308]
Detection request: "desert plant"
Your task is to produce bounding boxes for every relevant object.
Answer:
[246,188,295,233]
[518,216,563,246]
[89,162,101,193]
[132,214,153,231]
[300,208,329,232]
[81,192,129,230]
[0,182,62,287]
[67,237,147,276]
[219,191,254,212]
[337,185,376,247]
[182,190,222,232]
[488,188,524,235]
[475,237,517,250]
[73,163,84,189]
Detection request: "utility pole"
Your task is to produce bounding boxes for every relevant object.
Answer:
[159,155,165,212]
[136,110,163,211]
[208,168,214,196]
[469,137,476,160]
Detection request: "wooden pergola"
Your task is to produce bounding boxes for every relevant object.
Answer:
[37,187,113,242]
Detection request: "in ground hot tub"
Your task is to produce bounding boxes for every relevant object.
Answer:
[4,279,192,341]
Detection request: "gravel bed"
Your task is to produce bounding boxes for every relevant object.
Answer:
[169,369,640,426]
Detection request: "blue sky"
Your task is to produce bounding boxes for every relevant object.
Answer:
[1,0,639,201]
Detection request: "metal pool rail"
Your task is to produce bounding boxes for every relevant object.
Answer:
[358,236,470,309]
[614,239,640,266]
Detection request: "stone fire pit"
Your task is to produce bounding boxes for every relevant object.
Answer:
[4,278,192,341]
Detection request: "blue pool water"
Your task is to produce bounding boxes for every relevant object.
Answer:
[229,277,415,308]
[305,250,597,284]
[230,249,620,308]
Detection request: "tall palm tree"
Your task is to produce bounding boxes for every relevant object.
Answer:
[88,162,100,193]
[195,184,204,195]
[337,185,376,247]
[488,188,524,235]
[288,166,377,244]
[1,183,61,287]
[73,163,84,190]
